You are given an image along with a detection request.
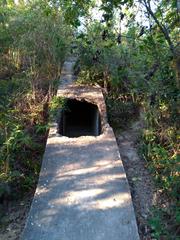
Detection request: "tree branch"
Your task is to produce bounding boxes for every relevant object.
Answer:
[145,62,160,81]
[142,0,175,55]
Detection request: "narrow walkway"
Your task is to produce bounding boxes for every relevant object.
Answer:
[21,58,140,240]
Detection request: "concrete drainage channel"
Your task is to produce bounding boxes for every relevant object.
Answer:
[21,58,140,240]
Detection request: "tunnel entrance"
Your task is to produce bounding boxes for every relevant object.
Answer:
[59,99,101,138]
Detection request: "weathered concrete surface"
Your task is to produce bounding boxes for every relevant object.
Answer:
[21,58,140,240]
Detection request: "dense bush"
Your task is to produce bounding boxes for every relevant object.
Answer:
[0,0,72,205]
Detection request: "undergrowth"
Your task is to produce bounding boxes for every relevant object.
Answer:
[140,99,179,239]
[0,1,72,226]
[0,77,49,208]
[106,95,139,130]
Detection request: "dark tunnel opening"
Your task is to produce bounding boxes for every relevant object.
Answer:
[58,99,101,138]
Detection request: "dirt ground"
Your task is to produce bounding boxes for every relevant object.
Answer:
[115,119,158,240]
[0,194,33,240]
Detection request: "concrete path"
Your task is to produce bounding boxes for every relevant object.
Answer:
[21,58,140,240]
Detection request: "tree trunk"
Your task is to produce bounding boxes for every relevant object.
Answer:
[142,0,179,88]
[173,56,180,88]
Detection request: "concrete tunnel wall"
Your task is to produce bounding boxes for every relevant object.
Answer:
[58,99,101,138]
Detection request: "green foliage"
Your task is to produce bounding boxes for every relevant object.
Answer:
[148,206,180,240]
[13,2,71,90]
[54,0,95,27]
[106,96,139,129]
[0,0,72,204]
[140,100,179,238]
[49,96,67,121]
[76,21,132,89]
[0,86,48,198]
[148,208,169,239]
